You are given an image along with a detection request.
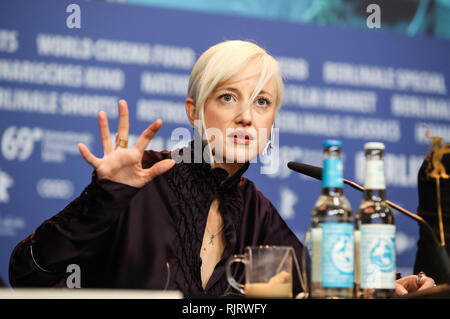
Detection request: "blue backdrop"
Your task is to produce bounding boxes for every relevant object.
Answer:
[1,0,449,287]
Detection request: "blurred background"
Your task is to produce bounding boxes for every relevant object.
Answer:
[0,0,449,288]
[120,0,450,39]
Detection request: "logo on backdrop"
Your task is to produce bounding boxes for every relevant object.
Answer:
[1,126,42,162]
[0,29,18,53]
[1,126,93,164]
[37,179,74,199]
[0,213,25,237]
[0,170,13,203]
[279,187,298,220]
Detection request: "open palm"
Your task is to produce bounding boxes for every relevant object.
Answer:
[78,100,175,188]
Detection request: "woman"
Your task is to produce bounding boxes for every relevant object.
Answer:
[9,40,304,297]
[9,40,434,297]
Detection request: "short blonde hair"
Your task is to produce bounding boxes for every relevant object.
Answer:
[187,40,284,166]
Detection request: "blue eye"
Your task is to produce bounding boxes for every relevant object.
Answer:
[256,98,269,107]
[220,94,233,102]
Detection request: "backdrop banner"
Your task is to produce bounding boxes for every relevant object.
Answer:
[1,0,449,286]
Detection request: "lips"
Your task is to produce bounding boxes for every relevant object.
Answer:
[228,130,254,145]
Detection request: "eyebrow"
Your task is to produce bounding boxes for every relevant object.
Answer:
[216,86,274,98]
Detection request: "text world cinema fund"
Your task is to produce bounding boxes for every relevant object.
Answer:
[182,303,267,317]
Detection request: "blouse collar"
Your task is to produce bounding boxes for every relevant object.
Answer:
[177,140,250,192]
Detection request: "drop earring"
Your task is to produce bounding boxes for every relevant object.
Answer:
[262,124,275,156]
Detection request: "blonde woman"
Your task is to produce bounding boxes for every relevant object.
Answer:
[9,40,304,297]
[9,40,434,297]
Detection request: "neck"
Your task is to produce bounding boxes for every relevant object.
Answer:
[214,162,245,179]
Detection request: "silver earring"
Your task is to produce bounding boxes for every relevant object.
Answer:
[262,124,275,156]
[270,124,275,149]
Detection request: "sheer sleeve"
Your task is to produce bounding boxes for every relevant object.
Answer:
[8,172,139,288]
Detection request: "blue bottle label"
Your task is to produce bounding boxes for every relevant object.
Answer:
[360,224,396,289]
[322,158,344,188]
[322,222,354,288]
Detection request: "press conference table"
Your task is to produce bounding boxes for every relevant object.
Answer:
[0,288,183,299]
[0,285,449,299]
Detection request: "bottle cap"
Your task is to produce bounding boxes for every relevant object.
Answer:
[364,142,385,150]
[323,139,342,147]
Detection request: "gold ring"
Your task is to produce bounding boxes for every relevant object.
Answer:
[116,138,128,148]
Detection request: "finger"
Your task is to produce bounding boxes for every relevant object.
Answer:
[134,119,163,152]
[144,158,175,181]
[116,100,129,149]
[395,283,408,296]
[418,277,435,291]
[78,143,101,168]
[98,111,113,155]
[395,276,415,292]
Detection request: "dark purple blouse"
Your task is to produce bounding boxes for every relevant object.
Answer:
[9,142,308,297]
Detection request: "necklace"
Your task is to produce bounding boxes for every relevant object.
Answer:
[206,224,224,246]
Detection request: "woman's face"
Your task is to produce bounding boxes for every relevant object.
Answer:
[203,60,277,165]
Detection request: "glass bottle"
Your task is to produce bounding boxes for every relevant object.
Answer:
[355,142,396,299]
[310,140,354,299]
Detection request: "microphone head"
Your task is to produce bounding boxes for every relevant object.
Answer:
[287,161,323,180]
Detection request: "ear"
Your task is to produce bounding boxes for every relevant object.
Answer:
[185,98,197,126]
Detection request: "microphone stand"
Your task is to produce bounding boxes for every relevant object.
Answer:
[287,161,450,284]
[343,178,437,244]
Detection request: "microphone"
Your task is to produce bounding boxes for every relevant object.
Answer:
[287,161,450,284]
[287,162,426,227]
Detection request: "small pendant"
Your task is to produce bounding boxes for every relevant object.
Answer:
[209,235,215,245]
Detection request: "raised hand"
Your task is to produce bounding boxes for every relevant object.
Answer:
[78,99,175,188]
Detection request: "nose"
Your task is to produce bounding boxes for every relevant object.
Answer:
[234,102,253,126]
